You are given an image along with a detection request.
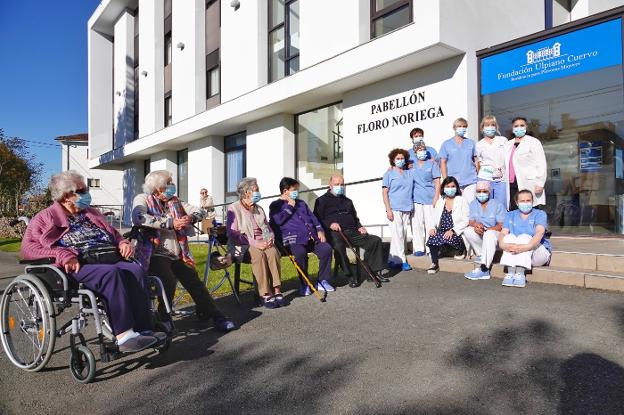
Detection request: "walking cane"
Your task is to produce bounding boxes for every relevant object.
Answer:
[337,229,382,288]
[284,244,327,303]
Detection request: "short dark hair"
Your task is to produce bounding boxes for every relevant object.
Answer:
[410,128,424,138]
[515,189,534,202]
[511,116,527,124]
[440,176,462,196]
[388,148,410,167]
[279,177,299,194]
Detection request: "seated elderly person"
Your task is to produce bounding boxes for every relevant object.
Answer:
[132,170,235,332]
[498,189,552,288]
[226,177,285,308]
[269,177,334,295]
[21,171,161,353]
[463,181,506,281]
[313,174,388,287]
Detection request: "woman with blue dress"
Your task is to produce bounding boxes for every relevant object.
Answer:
[427,176,469,274]
[382,148,414,271]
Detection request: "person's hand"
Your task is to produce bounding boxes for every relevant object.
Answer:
[429,229,436,237]
[535,185,544,196]
[266,238,274,248]
[443,230,454,240]
[358,227,368,235]
[330,223,342,232]
[504,243,518,254]
[256,240,268,250]
[118,241,134,259]
[318,231,327,243]
[287,196,296,207]
[510,244,529,254]
[475,223,485,236]
[173,216,191,230]
[64,257,81,274]
[386,210,394,222]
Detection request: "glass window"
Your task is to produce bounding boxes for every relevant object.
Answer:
[177,149,188,201]
[371,0,411,39]
[225,132,247,202]
[87,178,101,188]
[296,103,343,206]
[270,0,285,28]
[164,95,172,127]
[165,32,172,66]
[374,0,403,11]
[269,0,299,83]
[208,66,220,97]
[288,0,299,57]
[269,28,285,82]
[143,159,151,178]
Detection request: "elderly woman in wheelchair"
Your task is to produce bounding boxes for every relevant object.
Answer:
[0,171,171,382]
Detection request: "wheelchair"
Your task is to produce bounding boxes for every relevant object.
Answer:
[0,258,175,384]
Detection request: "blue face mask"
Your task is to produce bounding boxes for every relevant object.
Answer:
[289,190,299,200]
[333,185,345,196]
[444,187,457,197]
[476,193,489,203]
[163,184,176,199]
[395,159,406,168]
[483,126,497,137]
[251,191,262,204]
[74,192,92,209]
[518,202,533,213]
[416,151,428,161]
[513,127,526,138]
[455,127,467,137]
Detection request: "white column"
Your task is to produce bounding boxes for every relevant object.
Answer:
[188,136,225,208]
[122,160,145,225]
[171,0,206,123]
[88,28,113,159]
[138,0,165,135]
[247,114,296,211]
[113,11,135,148]
[150,150,178,185]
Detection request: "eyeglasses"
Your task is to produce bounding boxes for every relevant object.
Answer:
[75,188,88,194]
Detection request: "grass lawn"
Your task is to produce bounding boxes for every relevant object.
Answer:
[0,238,21,253]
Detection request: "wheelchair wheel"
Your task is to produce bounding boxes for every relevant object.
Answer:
[69,345,96,384]
[0,277,55,372]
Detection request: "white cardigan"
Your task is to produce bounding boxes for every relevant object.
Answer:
[504,135,547,207]
[430,195,469,235]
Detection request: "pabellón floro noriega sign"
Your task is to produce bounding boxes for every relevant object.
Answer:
[480,18,623,95]
[357,90,445,134]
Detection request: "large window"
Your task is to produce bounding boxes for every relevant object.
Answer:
[177,149,188,201]
[268,0,299,83]
[296,103,343,205]
[225,132,247,203]
[371,0,412,38]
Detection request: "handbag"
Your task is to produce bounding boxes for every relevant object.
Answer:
[78,246,124,265]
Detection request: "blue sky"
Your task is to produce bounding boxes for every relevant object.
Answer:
[0,0,101,188]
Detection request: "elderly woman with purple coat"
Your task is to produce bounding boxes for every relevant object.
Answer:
[269,177,334,296]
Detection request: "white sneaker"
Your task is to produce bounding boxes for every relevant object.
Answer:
[502,273,515,287]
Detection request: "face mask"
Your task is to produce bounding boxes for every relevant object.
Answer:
[518,202,533,213]
[74,192,92,209]
[395,159,406,168]
[163,184,176,199]
[333,185,345,196]
[416,151,427,161]
[476,193,489,203]
[483,126,497,137]
[513,127,526,138]
[455,127,467,137]
[444,187,457,197]
[251,191,262,204]
[289,190,299,200]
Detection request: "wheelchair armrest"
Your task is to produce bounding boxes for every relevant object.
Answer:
[19,257,55,265]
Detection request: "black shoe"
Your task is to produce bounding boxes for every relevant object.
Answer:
[348,277,359,288]
[376,272,390,283]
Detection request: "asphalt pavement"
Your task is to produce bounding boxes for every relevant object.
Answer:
[1,259,624,414]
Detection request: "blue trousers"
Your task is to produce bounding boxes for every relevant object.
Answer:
[289,241,333,283]
[72,261,153,335]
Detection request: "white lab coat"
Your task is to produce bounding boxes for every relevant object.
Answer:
[504,135,547,207]
[430,195,469,235]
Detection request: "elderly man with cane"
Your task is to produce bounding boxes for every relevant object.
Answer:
[313,174,388,287]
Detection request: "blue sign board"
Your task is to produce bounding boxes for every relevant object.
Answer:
[481,19,622,95]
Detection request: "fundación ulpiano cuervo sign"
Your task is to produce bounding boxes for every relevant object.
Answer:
[480,18,622,95]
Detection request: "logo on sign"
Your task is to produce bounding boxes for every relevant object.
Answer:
[526,42,561,64]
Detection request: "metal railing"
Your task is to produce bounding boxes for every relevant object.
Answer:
[91,205,124,230]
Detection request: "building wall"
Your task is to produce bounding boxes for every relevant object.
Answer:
[113,11,135,149]
[88,29,113,159]
[187,136,225,208]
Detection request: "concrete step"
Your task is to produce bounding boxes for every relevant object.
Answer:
[407,255,624,292]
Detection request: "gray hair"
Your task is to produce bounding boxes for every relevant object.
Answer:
[49,170,85,201]
[237,177,258,199]
[143,170,172,194]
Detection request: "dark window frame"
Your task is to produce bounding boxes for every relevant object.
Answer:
[134,8,139,139]
[177,148,189,201]
[370,0,413,39]
[224,132,247,200]
[205,0,221,103]
[268,0,300,83]
[207,64,220,98]
[164,93,172,127]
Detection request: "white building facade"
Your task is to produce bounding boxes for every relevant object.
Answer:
[88,0,624,234]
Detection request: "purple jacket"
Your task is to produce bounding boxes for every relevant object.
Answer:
[269,199,324,246]
[21,201,125,267]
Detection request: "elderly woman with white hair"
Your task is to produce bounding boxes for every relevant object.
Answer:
[21,171,162,353]
[132,170,236,332]
[226,177,284,309]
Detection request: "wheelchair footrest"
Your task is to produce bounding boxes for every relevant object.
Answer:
[100,342,121,363]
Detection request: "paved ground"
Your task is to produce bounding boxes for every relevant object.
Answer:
[1,256,624,414]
